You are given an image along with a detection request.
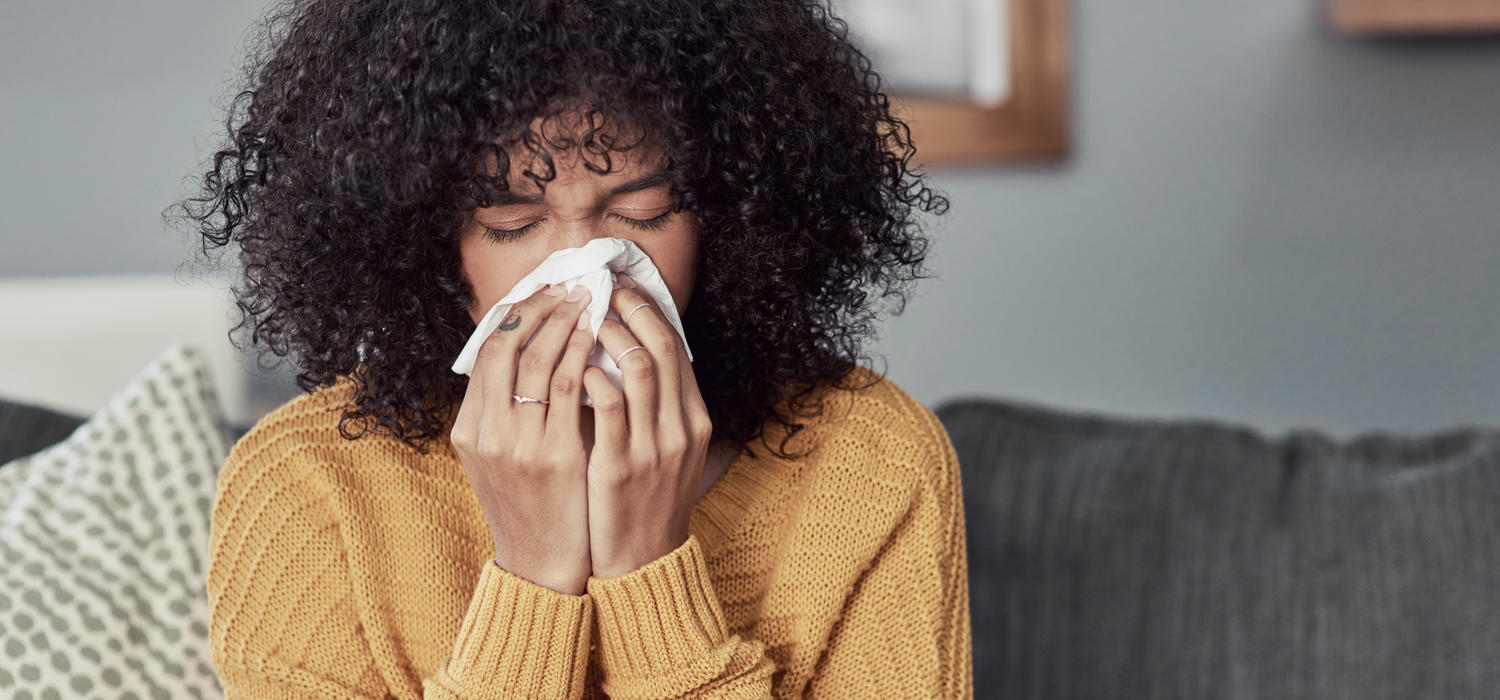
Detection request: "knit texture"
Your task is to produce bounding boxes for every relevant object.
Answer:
[205,364,972,698]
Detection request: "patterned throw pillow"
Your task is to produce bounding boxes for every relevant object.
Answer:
[0,344,230,698]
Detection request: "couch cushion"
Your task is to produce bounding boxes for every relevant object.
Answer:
[937,398,1500,700]
[0,344,229,697]
[0,397,86,466]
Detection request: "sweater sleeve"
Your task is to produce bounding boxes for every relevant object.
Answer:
[582,404,973,699]
[805,403,975,698]
[207,436,594,699]
[585,534,776,698]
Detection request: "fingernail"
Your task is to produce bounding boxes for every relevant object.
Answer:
[620,274,637,289]
[542,284,566,297]
[612,278,623,290]
[565,285,588,302]
[576,309,590,329]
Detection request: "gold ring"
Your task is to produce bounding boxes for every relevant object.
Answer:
[613,345,646,364]
[512,393,549,405]
[624,302,652,325]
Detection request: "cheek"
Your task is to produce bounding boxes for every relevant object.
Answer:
[665,263,695,315]
[633,239,698,315]
[459,239,526,324]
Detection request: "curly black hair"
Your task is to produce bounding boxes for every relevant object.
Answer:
[169,0,949,459]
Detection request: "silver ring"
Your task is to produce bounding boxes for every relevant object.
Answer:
[624,302,652,325]
[613,345,646,364]
[512,393,550,405]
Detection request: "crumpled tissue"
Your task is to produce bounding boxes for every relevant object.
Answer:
[450,237,692,407]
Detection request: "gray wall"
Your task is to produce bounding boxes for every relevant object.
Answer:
[3,0,1498,438]
[1,0,276,277]
[878,0,1500,439]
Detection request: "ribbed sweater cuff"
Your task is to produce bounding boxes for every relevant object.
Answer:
[439,560,593,697]
[585,534,731,682]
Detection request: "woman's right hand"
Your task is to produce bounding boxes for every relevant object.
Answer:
[449,284,596,595]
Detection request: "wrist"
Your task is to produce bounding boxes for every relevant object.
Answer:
[590,529,689,579]
[493,555,588,596]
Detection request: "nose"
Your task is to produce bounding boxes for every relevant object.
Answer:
[556,217,613,251]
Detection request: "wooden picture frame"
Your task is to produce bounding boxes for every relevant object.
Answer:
[1328,0,1500,35]
[888,0,1072,166]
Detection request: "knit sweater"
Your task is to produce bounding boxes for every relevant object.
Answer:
[206,364,972,698]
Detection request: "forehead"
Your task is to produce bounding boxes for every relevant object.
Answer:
[479,108,665,188]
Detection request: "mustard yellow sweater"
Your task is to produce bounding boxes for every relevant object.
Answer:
[206,364,972,698]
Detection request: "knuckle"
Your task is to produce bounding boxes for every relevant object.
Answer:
[623,353,655,379]
[512,446,543,471]
[475,435,509,462]
[568,330,594,349]
[518,350,551,375]
[659,429,688,456]
[513,295,550,314]
[534,452,567,473]
[593,462,630,487]
[539,448,577,472]
[689,416,713,441]
[549,301,576,323]
[650,330,682,356]
[475,334,510,363]
[631,448,659,471]
[550,374,577,396]
[591,392,625,414]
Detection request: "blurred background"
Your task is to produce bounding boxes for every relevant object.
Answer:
[2,0,1498,439]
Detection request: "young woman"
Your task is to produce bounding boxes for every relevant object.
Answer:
[179,0,969,697]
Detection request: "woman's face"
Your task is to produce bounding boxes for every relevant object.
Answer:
[457,132,700,325]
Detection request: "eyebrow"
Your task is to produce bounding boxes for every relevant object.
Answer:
[488,171,669,206]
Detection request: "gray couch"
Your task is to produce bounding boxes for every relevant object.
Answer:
[8,395,1499,698]
[0,397,91,464]
[937,397,1500,699]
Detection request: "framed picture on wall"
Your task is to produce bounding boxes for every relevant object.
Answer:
[1327,0,1500,34]
[832,0,1071,166]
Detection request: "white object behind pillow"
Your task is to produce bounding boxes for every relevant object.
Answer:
[0,343,228,698]
[0,274,248,426]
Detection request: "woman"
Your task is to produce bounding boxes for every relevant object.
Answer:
[179,0,969,697]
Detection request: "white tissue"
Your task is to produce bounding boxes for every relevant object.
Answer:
[450,237,692,407]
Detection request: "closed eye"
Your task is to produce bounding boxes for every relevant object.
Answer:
[616,211,673,231]
[479,211,675,243]
[480,218,544,243]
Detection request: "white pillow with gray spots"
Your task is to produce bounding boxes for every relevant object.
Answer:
[0,343,229,699]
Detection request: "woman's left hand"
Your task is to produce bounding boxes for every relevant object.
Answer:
[581,274,714,579]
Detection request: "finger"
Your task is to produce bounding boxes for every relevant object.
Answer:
[675,327,711,441]
[582,365,627,457]
[609,284,683,433]
[513,287,593,436]
[450,359,484,454]
[545,304,595,442]
[473,285,569,441]
[452,368,508,507]
[678,333,704,409]
[595,317,658,452]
